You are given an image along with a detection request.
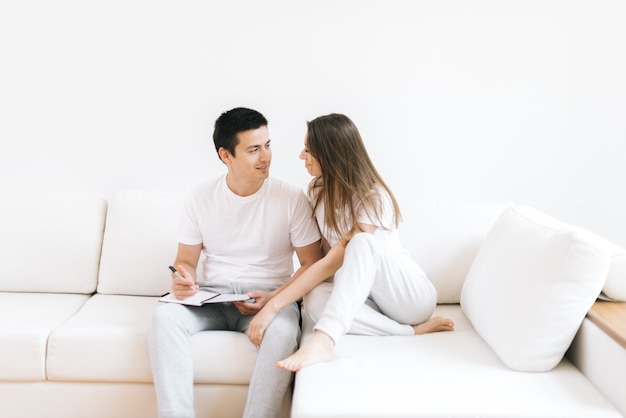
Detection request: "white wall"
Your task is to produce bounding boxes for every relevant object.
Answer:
[1,0,625,246]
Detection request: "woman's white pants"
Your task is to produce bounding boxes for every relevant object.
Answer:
[304,232,437,343]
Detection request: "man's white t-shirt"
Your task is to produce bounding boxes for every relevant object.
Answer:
[177,174,321,289]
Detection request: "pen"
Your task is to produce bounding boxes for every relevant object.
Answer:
[169,265,196,290]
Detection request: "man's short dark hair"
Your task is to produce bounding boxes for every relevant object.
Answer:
[213,107,268,160]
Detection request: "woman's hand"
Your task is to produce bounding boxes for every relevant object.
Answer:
[247,303,278,347]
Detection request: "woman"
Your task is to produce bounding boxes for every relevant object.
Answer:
[248,113,453,371]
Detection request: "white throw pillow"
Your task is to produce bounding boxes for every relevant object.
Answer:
[460,205,610,372]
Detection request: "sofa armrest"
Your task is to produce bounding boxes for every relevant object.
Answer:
[567,300,626,417]
[586,300,626,349]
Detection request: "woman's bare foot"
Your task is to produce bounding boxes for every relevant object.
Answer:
[413,316,455,335]
[277,330,335,372]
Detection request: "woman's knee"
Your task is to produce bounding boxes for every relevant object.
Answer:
[303,283,332,322]
[345,232,378,258]
[347,231,376,247]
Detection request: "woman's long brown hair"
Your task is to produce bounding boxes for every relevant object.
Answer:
[306,113,401,239]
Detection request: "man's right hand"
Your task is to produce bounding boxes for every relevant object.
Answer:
[172,264,198,299]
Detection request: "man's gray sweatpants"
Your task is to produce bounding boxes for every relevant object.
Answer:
[147,288,300,418]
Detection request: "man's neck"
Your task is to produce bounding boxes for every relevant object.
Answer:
[225,174,265,197]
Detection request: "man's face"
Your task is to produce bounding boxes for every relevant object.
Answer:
[227,126,272,183]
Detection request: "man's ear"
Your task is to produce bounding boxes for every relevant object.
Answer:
[218,147,231,164]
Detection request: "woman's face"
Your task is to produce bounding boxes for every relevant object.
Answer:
[299,135,322,177]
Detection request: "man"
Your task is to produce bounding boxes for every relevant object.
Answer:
[147,107,322,418]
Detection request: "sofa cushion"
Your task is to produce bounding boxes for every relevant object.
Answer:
[46,294,257,384]
[0,189,106,294]
[292,305,621,418]
[97,191,186,296]
[398,199,509,303]
[0,292,90,380]
[460,205,610,372]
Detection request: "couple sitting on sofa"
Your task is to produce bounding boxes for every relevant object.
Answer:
[147,107,454,418]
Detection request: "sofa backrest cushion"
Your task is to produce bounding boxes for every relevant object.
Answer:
[97,191,185,296]
[398,199,509,304]
[460,205,610,372]
[0,189,106,294]
[96,193,626,303]
[594,239,626,302]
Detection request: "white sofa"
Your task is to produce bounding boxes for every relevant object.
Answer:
[0,189,625,418]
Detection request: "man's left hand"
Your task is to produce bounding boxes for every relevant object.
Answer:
[234,290,268,315]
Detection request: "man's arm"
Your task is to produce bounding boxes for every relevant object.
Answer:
[170,243,202,299]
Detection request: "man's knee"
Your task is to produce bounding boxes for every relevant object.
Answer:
[263,304,301,343]
[151,303,188,332]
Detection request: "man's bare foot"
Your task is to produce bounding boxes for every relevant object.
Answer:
[413,316,455,335]
[277,330,334,372]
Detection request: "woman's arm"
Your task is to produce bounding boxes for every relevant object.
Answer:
[269,240,324,299]
[246,242,345,346]
[247,223,377,346]
[274,242,346,310]
[235,240,322,315]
